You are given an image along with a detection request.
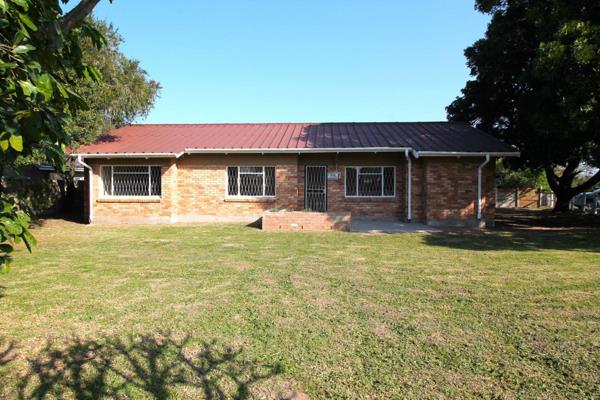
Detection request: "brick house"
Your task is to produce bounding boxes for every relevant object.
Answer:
[71,122,518,227]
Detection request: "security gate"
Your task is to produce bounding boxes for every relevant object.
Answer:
[305,166,327,212]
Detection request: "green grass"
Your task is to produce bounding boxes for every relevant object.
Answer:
[1,219,599,399]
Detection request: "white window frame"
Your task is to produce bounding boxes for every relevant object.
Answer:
[226,166,276,197]
[344,166,396,198]
[99,165,162,198]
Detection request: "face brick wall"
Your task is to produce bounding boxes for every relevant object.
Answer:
[175,154,298,221]
[83,153,496,226]
[297,153,407,218]
[422,157,495,227]
[87,158,177,224]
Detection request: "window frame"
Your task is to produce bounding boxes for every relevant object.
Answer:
[99,165,162,198]
[344,166,396,198]
[226,166,277,198]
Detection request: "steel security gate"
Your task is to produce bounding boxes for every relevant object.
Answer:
[305,166,327,212]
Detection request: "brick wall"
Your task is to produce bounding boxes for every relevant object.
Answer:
[298,153,406,218]
[84,153,496,227]
[175,154,297,222]
[262,211,351,231]
[88,158,177,224]
[422,157,495,227]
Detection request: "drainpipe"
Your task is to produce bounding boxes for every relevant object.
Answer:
[404,149,412,221]
[477,154,491,221]
[76,155,93,224]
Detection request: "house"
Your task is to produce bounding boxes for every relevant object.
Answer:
[71,122,519,227]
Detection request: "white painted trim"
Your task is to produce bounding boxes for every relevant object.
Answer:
[71,153,181,158]
[225,166,277,197]
[74,156,94,223]
[404,149,412,221]
[477,154,491,220]
[72,148,520,158]
[413,151,519,158]
[185,147,411,154]
[344,166,396,198]
[99,164,162,198]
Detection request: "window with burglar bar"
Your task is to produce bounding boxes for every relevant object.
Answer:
[345,166,395,197]
[100,166,162,197]
[227,166,275,197]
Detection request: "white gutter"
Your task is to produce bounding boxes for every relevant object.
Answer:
[71,149,520,157]
[414,151,520,158]
[70,153,181,158]
[404,149,412,221]
[75,155,94,224]
[183,147,411,154]
[477,154,491,221]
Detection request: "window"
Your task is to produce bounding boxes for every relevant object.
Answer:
[227,166,275,197]
[345,166,395,197]
[100,166,161,197]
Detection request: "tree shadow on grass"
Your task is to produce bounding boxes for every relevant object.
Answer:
[423,229,600,252]
[1,337,16,368]
[16,331,283,400]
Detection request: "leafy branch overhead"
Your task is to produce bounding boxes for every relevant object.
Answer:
[67,18,161,147]
[448,0,600,211]
[0,0,106,271]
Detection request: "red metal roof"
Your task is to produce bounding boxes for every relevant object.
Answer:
[73,122,517,155]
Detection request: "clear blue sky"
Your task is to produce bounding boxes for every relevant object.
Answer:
[90,0,489,124]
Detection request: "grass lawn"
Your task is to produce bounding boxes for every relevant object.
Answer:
[1,211,599,399]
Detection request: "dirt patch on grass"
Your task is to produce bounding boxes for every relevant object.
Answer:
[252,378,309,400]
[370,321,396,340]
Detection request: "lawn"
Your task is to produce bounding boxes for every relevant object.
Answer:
[1,213,599,399]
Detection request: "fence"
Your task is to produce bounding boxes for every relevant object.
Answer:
[496,188,555,209]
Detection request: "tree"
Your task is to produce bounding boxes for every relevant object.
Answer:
[496,161,549,190]
[67,18,160,146]
[0,0,106,271]
[447,0,600,211]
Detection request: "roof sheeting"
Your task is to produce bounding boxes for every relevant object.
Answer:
[72,122,517,155]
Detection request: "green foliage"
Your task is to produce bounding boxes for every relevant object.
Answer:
[0,0,103,270]
[67,18,160,146]
[0,197,35,272]
[496,161,548,190]
[448,0,600,207]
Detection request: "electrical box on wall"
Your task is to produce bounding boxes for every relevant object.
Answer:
[327,171,340,180]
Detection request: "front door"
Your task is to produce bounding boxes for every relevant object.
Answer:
[305,166,327,212]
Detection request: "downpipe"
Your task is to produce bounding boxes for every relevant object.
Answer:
[76,155,93,223]
[404,149,412,221]
[477,154,491,222]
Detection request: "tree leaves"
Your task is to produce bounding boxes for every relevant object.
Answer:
[13,44,35,54]
[9,135,23,152]
[66,18,160,146]
[1,0,105,271]
[448,0,600,206]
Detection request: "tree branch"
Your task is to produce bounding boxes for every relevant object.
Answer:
[60,0,102,35]
[544,165,560,193]
[571,169,600,194]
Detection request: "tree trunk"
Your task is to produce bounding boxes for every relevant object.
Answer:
[545,162,600,213]
[553,190,573,212]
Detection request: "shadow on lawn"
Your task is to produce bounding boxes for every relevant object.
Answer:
[1,337,16,368]
[15,331,283,400]
[424,229,600,252]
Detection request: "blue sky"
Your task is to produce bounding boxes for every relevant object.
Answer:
[90,0,489,124]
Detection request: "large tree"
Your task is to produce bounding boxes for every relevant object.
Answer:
[447,0,600,211]
[67,18,160,146]
[0,0,106,271]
